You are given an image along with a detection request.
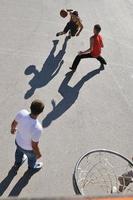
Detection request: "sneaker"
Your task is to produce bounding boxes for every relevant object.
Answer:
[56,32,60,37]
[34,162,43,169]
[104,60,107,65]
[28,162,43,171]
[99,64,104,70]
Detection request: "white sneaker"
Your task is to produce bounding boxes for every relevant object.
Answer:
[28,161,43,170]
[34,161,43,169]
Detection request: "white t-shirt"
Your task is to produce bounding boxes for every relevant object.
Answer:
[15,109,43,150]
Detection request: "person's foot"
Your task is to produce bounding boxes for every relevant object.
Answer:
[99,64,104,70]
[104,60,107,65]
[56,32,60,37]
[28,161,43,171]
[56,32,62,37]
[69,67,76,72]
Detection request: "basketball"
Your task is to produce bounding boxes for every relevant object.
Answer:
[60,9,68,18]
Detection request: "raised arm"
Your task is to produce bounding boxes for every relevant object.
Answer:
[76,19,84,36]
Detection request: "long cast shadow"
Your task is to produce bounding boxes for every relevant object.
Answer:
[24,36,69,99]
[42,68,101,128]
[0,166,17,196]
[8,169,39,196]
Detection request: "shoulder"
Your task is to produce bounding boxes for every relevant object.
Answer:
[15,109,29,121]
[19,109,29,115]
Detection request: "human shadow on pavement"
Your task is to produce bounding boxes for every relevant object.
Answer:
[8,169,39,197]
[24,36,70,99]
[0,166,17,196]
[42,67,101,128]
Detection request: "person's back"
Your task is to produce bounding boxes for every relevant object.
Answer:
[15,109,42,151]
[90,34,103,58]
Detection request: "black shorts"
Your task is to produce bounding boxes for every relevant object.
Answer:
[63,21,78,36]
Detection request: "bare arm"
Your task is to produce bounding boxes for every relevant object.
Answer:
[76,19,84,36]
[32,141,42,159]
[101,39,104,48]
[11,120,18,134]
[90,36,94,51]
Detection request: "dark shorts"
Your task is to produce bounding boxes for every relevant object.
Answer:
[63,21,78,36]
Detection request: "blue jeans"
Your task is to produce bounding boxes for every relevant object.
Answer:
[15,141,36,168]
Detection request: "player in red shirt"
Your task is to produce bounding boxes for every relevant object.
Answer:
[69,24,107,72]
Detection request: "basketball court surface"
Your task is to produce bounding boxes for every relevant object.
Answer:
[0,0,133,198]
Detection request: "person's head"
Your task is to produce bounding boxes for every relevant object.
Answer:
[93,24,101,34]
[30,99,44,116]
[72,11,78,17]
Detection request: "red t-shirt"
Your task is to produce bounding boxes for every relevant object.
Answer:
[90,34,103,58]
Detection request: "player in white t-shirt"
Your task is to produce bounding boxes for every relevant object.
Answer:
[11,100,44,170]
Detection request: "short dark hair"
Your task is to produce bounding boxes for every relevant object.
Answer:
[72,11,78,16]
[94,24,101,33]
[30,99,44,115]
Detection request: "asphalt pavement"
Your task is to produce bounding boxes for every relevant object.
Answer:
[0,0,133,197]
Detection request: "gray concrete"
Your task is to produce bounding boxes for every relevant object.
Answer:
[0,0,133,198]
